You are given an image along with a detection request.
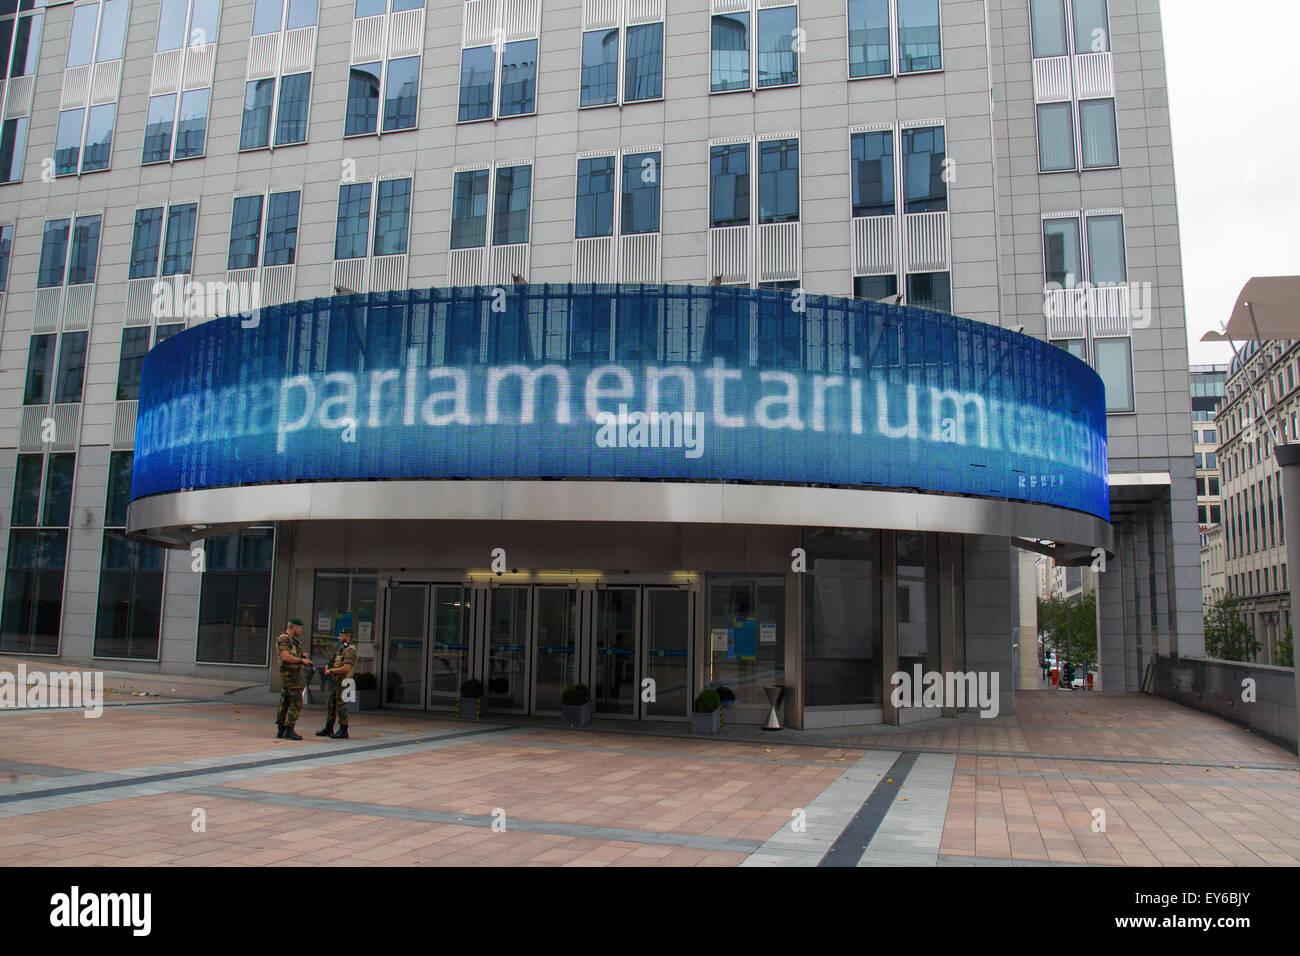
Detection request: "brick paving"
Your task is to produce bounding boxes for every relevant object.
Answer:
[0,665,1296,866]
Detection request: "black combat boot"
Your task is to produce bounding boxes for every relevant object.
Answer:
[330,726,349,739]
[276,723,285,738]
[283,726,303,740]
[315,721,335,737]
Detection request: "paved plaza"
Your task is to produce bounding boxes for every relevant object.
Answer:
[0,664,1296,867]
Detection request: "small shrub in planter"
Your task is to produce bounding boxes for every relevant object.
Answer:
[457,679,484,720]
[561,684,591,728]
[691,689,721,736]
[354,672,378,711]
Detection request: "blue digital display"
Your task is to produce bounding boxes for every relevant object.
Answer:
[131,285,1110,520]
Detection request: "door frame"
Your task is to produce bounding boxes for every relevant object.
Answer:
[641,585,695,721]
[380,582,430,710]
[587,585,643,719]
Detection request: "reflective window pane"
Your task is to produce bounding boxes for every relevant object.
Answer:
[458,45,494,121]
[498,40,536,117]
[252,0,284,35]
[709,143,749,228]
[55,331,88,404]
[897,0,941,72]
[189,0,220,46]
[12,455,43,527]
[1036,101,1075,172]
[66,3,98,67]
[67,215,101,284]
[275,71,311,144]
[1072,0,1109,53]
[38,219,70,288]
[756,6,797,88]
[354,0,384,17]
[1043,217,1082,286]
[129,207,164,279]
[162,202,198,275]
[53,109,83,176]
[1030,0,1068,57]
[575,156,615,239]
[174,88,210,159]
[374,178,411,255]
[624,22,662,101]
[346,61,381,134]
[710,13,749,92]
[1086,214,1125,284]
[8,11,41,76]
[383,55,419,130]
[96,0,128,59]
[227,194,263,270]
[621,151,660,235]
[116,326,150,402]
[451,169,490,249]
[286,0,317,29]
[240,78,275,149]
[758,138,798,224]
[155,0,188,51]
[1079,97,1118,168]
[81,103,114,172]
[142,94,175,163]
[851,130,894,217]
[23,334,54,405]
[848,0,890,77]
[0,117,29,183]
[492,165,532,246]
[42,453,76,527]
[906,271,951,312]
[853,274,898,301]
[1094,336,1133,412]
[581,29,618,107]
[335,182,371,260]
[901,125,946,213]
[263,190,301,266]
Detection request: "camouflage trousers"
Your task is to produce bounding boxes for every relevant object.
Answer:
[325,680,349,728]
[276,675,305,727]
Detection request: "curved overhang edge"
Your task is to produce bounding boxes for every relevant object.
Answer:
[126,480,1114,554]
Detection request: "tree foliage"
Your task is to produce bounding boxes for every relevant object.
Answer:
[1276,626,1294,669]
[1036,592,1098,670]
[1202,596,1260,662]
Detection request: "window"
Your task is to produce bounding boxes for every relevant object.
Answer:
[709,143,749,228]
[0,3,45,184]
[458,0,536,123]
[1196,477,1206,497]
[1035,102,1075,173]
[37,214,102,288]
[850,124,949,309]
[848,0,940,77]
[0,222,11,291]
[94,452,165,660]
[711,0,798,93]
[333,176,412,260]
[52,0,127,176]
[350,48,421,134]
[197,528,275,665]
[129,202,198,279]
[580,13,663,108]
[1093,337,1132,413]
[1209,476,1220,496]
[116,326,150,401]
[1029,0,1117,172]
[450,164,532,249]
[228,190,301,270]
[143,0,220,164]
[574,149,661,247]
[243,0,317,146]
[2,453,74,656]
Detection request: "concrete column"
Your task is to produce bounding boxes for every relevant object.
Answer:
[1097,527,1128,692]
[963,534,1014,718]
[1017,549,1041,689]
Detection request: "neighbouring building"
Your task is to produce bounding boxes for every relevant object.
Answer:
[1200,522,1225,610]
[1191,363,1225,529]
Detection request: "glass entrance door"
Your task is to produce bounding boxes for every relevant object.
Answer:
[643,587,691,719]
[428,585,470,709]
[593,587,640,717]
[384,584,427,707]
[487,586,530,713]
[532,587,578,714]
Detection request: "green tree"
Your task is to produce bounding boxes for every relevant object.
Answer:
[1036,592,1098,672]
[1276,626,1294,668]
[1203,596,1260,662]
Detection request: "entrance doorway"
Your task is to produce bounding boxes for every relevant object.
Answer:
[379,580,694,720]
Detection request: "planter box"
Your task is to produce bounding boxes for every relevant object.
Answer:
[691,709,721,736]
[561,702,591,728]
[456,697,481,720]
[357,689,378,711]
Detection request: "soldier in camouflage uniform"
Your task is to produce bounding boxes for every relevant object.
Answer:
[275,617,311,740]
[316,626,358,739]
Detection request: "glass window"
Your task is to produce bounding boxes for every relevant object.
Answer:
[709,143,749,228]
[1094,336,1133,412]
[42,454,75,527]
[162,202,198,275]
[55,331,88,404]
[97,0,128,60]
[1072,0,1109,53]
[227,194,263,269]
[189,0,220,46]
[492,165,532,246]
[1036,102,1075,172]
[710,12,749,92]
[851,130,894,217]
[81,103,114,172]
[1079,98,1118,168]
[580,29,618,107]
[334,182,371,259]
[252,0,284,35]
[154,322,185,347]
[54,109,83,176]
[174,88,210,159]
[756,5,797,88]
[7,12,44,78]
[1,527,67,656]
[458,46,495,121]
[706,577,786,709]
[897,0,941,72]
[0,224,11,292]
[1029,0,1067,57]
[853,274,898,301]
[498,41,536,117]
[622,151,660,235]
[1086,213,1125,284]
[1043,217,1081,286]
[1054,338,1086,361]
[803,531,882,706]
[11,455,43,527]
[156,0,188,50]
[67,215,101,284]
[354,0,385,17]
[275,72,311,144]
[263,190,301,266]
[901,125,946,213]
[848,0,891,78]
[142,94,176,164]
[0,117,29,183]
[576,156,615,240]
[67,4,98,67]
[38,219,69,288]
[23,334,55,405]
[116,326,150,401]
[450,169,489,249]
[287,0,317,28]
[624,22,662,101]
[346,62,381,135]
[240,78,275,149]
[374,178,410,255]
[757,138,798,224]
[907,271,950,312]
[197,528,275,665]
[383,56,419,130]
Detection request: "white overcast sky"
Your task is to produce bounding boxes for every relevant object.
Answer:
[1163,0,1300,365]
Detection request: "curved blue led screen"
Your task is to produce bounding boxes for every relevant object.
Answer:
[131,284,1110,520]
